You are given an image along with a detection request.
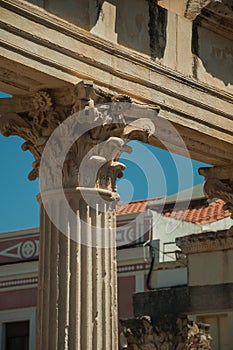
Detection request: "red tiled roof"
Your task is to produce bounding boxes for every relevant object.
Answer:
[162,199,231,224]
[116,198,159,215]
[117,198,231,224]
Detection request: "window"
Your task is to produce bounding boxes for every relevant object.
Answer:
[5,321,29,350]
[0,308,35,350]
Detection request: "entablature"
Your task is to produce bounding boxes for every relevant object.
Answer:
[1,0,233,166]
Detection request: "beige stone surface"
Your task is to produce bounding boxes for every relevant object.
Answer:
[90,2,118,43]
[1,0,232,94]
[121,316,211,350]
[158,0,187,16]
[193,26,233,89]
[189,250,233,286]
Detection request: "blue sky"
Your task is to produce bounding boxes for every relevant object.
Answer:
[0,92,207,233]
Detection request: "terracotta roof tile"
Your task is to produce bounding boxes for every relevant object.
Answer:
[117,198,231,224]
[116,198,160,215]
[162,199,231,224]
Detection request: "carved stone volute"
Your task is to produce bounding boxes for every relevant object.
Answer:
[199,164,233,218]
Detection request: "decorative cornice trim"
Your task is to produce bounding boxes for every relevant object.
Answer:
[117,263,150,274]
[0,239,39,263]
[0,277,38,290]
[0,230,39,242]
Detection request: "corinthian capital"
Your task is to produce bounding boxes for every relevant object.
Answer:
[0,89,73,181]
[0,81,158,193]
[199,165,233,217]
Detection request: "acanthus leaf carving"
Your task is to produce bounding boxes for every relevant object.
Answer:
[120,315,211,350]
[199,164,233,218]
[0,81,158,193]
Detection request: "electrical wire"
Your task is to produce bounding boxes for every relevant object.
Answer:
[146,243,187,291]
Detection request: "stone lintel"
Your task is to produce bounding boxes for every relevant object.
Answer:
[2,87,233,168]
[1,0,233,166]
[0,83,159,115]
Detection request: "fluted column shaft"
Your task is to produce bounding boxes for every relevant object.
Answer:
[37,188,118,350]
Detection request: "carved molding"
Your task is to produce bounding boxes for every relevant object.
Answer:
[154,120,233,164]
[196,1,233,40]
[199,165,233,218]
[176,230,233,254]
[0,81,158,192]
[0,277,38,290]
[0,66,42,92]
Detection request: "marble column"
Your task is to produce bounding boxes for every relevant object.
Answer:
[0,81,156,349]
[37,188,118,350]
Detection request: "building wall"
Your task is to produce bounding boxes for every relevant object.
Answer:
[151,211,233,262]
[0,228,153,349]
[189,249,233,286]
[151,211,204,261]
[192,24,233,88]
[152,262,187,289]
[1,215,233,348]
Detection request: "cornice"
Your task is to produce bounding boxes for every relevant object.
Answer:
[1,26,233,136]
[176,229,233,254]
[1,0,233,105]
[0,228,39,240]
